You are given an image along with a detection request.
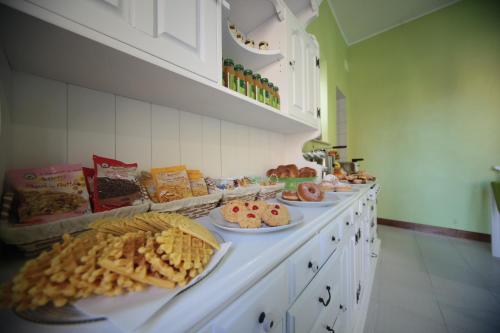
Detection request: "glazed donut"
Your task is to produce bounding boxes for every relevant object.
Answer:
[286,164,299,178]
[297,182,324,202]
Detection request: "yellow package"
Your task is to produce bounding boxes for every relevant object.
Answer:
[187,170,209,197]
[151,166,192,202]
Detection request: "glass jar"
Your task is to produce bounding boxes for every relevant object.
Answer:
[273,86,280,109]
[261,78,270,105]
[234,64,246,95]
[254,74,264,103]
[223,59,236,91]
[244,69,255,99]
[268,82,274,107]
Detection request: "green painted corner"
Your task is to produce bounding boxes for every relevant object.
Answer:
[306,0,500,234]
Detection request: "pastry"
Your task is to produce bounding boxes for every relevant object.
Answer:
[319,181,335,192]
[297,182,324,202]
[266,168,278,177]
[334,185,352,192]
[237,212,262,229]
[282,190,299,201]
[286,164,299,178]
[220,200,247,223]
[298,167,316,178]
[262,205,290,227]
[243,200,267,216]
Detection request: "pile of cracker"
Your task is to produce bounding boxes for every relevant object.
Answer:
[1,213,220,311]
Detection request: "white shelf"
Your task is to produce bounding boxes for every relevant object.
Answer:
[0,5,316,134]
[222,20,284,71]
[226,0,284,34]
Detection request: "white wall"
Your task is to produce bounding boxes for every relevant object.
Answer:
[6,72,287,178]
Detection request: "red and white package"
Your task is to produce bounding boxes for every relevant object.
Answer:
[82,167,95,211]
[8,164,91,224]
[92,155,143,212]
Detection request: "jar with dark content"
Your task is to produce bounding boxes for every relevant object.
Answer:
[234,64,246,95]
[261,78,270,105]
[223,59,236,91]
[273,86,280,109]
[268,82,274,107]
[244,69,255,99]
[254,74,264,103]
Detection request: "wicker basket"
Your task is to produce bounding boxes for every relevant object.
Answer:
[0,202,150,256]
[219,185,260,205]
[257,183,285,200]
[150,192,222,219]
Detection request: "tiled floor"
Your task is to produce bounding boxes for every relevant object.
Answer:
[364,225,500,333]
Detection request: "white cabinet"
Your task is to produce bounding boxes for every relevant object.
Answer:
[287,13,319,126]
[28,0,220,82]
[210,264,289,333]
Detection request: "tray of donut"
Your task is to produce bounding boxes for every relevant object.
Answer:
[267,164,341,207]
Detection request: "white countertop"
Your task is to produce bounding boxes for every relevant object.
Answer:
[0,185,376,333]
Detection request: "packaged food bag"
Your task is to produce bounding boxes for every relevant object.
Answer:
[138,171,157,203]
[82,167,95,210]
[93,155,143,212]
[151,165,192,202]
[8,164,91,224]
[187,170,208,197]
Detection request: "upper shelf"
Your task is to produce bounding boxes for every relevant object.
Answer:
[0,4,316,134]
[222,20,284,71]
[225,0,285,34]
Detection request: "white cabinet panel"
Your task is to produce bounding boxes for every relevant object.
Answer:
[180,111,202,170]
[211,264,289,333]
[29,0,220,82]
[288,235,321,301]
[10,72,67,169]
[151,104,180,167]
[68,85,115,167]
[202,116,221,178]
[289,28,305,115]
[319,219,342,265]
[116,96,151,169]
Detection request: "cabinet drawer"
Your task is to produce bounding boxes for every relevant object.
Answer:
[341,209,355,237]
[211,264,288,333]
[287,235,321,301]
[319,219,341,264]
[287,252,342,333]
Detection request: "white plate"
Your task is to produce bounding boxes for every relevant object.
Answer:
[277,192,341,207]
[209,206,304,233]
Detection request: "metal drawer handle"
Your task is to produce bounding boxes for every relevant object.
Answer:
[258,312,274,332]
[318,286,331,307]
[326,325,335,332]
[308,261,319,273]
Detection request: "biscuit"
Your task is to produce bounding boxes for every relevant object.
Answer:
[262,205,290,227]
[237,212,262,229]
[243,200,267,216]
[220,200,247,223]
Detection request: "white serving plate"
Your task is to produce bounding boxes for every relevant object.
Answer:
[277,192,341,207]
[209,206,304,233]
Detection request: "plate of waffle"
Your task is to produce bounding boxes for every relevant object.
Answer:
[6,212,230,328]
[209,200,304,233]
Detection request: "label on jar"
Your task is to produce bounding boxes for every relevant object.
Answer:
[238,78,246,95]
[256,87,264,103]
[264,90,271,105]
[247,82,255,99]
[226,73,236,91]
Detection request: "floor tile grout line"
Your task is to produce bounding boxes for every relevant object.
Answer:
[413,228,452,333]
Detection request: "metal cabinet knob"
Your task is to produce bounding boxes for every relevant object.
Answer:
[340,304,347,312]
[331,235,336,242]
[318,286,331,307]
[258,312,274,332]
[346,221,350,226]
[326,325,335,332]
[308,261,319,273]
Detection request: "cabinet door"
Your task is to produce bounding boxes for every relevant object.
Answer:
[211,264,289,333]
[305,35,320,120]
[28,0,220,82]
[289,27,306,116]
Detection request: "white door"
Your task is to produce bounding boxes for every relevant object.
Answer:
[305,35,320,120]
[29,0,220,82]
[289,27,306,117]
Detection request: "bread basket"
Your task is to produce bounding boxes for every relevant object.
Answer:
[149,192,222,219]
[257,183,285,200]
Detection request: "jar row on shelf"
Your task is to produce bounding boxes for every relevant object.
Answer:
[222,58,280,110]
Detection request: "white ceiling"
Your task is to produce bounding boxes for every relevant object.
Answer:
[328,0,460,45]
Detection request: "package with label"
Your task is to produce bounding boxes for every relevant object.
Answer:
[8,164,91,224]
[187,170,209,197]
[93,155,143,212]
[151,166,193,202]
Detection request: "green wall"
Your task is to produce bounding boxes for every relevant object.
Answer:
[307,1,350,145]
[348,0,500,233]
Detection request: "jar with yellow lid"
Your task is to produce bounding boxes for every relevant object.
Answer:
[234,64,246,95]
[273,86,280,109]
[223,59,236,91]
[254,74,264,103]
[244,69,255,99]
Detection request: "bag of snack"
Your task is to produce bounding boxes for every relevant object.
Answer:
[138,171,157,202]
[8,164,91,224]
[187,170,208,197]
[82,167,95,210]
[151,165,192,202]
[93,155,143,212]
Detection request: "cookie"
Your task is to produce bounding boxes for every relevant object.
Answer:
[220,200,247,223]
[243,200,267,216]
[237,212,262,229]
[262,205,290,227]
